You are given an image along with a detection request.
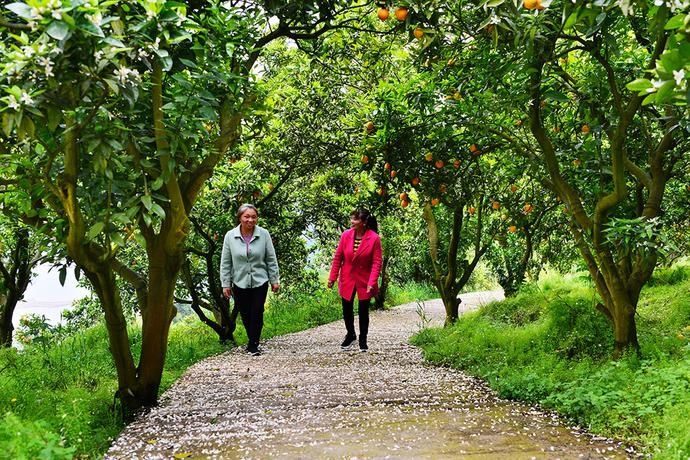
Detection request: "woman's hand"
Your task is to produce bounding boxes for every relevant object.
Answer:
[271,283,280,293]
[327,280,334,289]
[223,287,232,299]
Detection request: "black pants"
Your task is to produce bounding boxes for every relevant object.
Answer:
[233,283,269,349]
[342,294,370,341]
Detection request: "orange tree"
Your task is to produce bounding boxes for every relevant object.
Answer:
[484,176,566,296]
[358,71,507,324]
[406,0,688,354]
[0,0,370,412]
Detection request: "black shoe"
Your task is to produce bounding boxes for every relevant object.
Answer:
[246,346,262,356]
[359,338,368,352]
[341,334,357,349]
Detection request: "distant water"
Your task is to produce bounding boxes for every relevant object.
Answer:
[13,264,90,328]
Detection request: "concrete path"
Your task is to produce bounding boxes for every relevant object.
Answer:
[106,291,633,459]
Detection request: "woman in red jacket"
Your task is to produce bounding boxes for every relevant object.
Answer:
[328,208,382,352]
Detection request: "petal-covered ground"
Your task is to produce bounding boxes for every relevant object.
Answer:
[107,291,635,459]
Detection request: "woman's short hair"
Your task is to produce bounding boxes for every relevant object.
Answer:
[236,203,258,223]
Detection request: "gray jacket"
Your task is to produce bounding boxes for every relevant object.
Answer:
[220,225,280,289]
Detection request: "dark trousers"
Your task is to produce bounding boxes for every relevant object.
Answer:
[233,283,269,349]
[342,294,370,341]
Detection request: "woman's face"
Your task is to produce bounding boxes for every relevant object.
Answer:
[350,215,364,232]
[239,209,258,231]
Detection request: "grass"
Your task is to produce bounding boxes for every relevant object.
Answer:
[0,281,432,458]
[411,265,690,459]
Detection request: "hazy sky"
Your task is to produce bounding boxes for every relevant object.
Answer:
[14,264,90,326]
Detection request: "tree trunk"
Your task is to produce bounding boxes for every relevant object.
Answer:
[441,288,461,326]
[374,254,390,310]
[612,305,638,358]
[138,238,181,406]
[0,294,13,347]
[0,228,33,347]
[83,267,140,413]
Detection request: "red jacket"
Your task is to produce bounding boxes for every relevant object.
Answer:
[329,228,383,301]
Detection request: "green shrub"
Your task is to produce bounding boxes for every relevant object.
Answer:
[385,281,437,307]
[648,264,690,286]
[0,413,76,460]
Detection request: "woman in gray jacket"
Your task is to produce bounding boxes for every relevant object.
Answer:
[220,204,280,356]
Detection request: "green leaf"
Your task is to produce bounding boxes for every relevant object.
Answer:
[655,80,676,102]
[47,106,61,131]
[80,20,105,37]
[104,78,120,94]
[626,78,653,92]
[179,58,197,68]
[5,3,33,20]
[87,221,105,240]
[151,176,164,190]
[564,10,579,30]
[18,115,35,140]
[59,266,67,286]
[2,112,14,137]
[641,93,657,106]
[151,203,166,219]
[664,14,685,30]
[103,37,125,47]
[110,233,125,248]
[141,195,153,211]
[46,21,70,40]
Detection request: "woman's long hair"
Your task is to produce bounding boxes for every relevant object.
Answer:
[351,208,378,234]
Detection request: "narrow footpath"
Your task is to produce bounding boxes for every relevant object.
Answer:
[107,291,633,459]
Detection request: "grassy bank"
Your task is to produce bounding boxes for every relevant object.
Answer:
[0,281,432,459]
[411,266,690,458]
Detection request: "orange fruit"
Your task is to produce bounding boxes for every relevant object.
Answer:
[468,206,476,215]
[470,144,479,153]
[439,184,447,193]
[523,203,533,214]
[510,184,518,193]
[401,199,409,208]
[400,192,408,201]
[365,121,375,132]
[413,27,424,40]
[424,152,433,162]
[435,159,444,169]
[508,225,517,233]
[384,162,391,170]
[572,158,582,167]
[377,7,389,21]
[431,198,440,206]
[390,170,397,178]
[377,187,386,196]
[411,177,421,186]
[453,159,461,169]
[394,6,408,21]
[523,0,542,9]
[361,155,369,164]
[581,124,590,134]
[492,201,501,210]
